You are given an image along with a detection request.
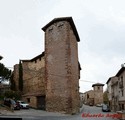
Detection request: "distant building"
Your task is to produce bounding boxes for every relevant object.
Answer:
[84,90,94,105]
[92,83,104,105]
[79,92,84,107]
[116,66,125,111]
[106,66,125,112]
[84,83,104,106]
[106,76,118,111]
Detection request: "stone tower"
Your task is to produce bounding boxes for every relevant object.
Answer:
[42,17,80,114]
[92,83,104,105]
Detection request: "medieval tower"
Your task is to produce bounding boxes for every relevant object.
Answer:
[92,83,104,105]
[42,17,80,114]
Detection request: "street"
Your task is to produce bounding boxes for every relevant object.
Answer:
[0,105,119,120]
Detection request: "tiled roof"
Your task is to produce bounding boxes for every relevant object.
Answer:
[42,17,80,42]
[116,67,125,77]
[21,52,44,62]
[92,83,104,87]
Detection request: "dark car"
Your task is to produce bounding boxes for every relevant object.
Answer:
[4,99,20,110]
[102,104,110,112]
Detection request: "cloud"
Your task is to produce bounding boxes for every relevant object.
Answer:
[0,0,125,93]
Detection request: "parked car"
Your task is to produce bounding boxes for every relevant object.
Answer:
[89,103,93,106]
[102,104,110,112]
[96,103,103,107]
[17,101,29,109]
[4,99,20,110]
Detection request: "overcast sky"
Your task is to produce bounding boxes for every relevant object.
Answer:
[0,0,125,92]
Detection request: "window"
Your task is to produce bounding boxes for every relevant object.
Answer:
[48,27,53,32]
[98,86,100,90]
[119,76,123,88]
[122,104,124,110]
[27,98,30,103]
[58,23,63,28]
[122,90,124,97]
[87,94,89,99]
[39,57,41,61]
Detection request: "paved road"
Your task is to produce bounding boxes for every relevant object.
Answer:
[0,105,119,120]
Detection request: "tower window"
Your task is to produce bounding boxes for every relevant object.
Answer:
[98,86,100,90]
[39,57,41,61]
[58,24,63,28]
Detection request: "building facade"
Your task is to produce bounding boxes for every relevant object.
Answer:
[116,67,125,111]
[92,83,104,105]
[12,53,45,109]
[106,76,119,111]
[21,52,45,109]
[42,17,80,114]
[12,17,81,114]
[84,83,104,106]
[106,66,125,112]
[84,90,94,105]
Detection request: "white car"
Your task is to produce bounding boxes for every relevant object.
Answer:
[17,101,29,109]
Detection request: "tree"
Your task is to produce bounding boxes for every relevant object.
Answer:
[19,60,23,91]
[103,90,109,104]
[10,72,16,91]
[0,63,11,80]
[0,56,3,60]
[4,91,21,100]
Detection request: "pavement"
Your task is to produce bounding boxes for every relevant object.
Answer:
[0,105,119,120]
[0,104,84,117]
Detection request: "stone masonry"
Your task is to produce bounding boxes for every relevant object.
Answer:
[42,17,80,114]
[12,17,81,114]
[84,83,104,106]
[21,52,45,108]
[92,83,104,105]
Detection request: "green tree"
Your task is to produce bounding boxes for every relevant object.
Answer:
[4,91,21,100]
[103,89,109,104]
[10,73,16,91]
[0,63,11,80]
[0,56,3,60]
[19,60,23,91]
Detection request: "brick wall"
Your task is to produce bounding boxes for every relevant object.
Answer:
[22,56,45,108]
[93,86,104,105]
[44,20,79,114]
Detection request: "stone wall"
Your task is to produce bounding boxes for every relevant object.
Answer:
[22,56,45,108]
[93,86,104,105]
[43,19,80,114]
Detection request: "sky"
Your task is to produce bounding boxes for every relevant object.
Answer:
[0,0,125,92]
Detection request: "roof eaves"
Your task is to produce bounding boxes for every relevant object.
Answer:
[116,67,125,77]
[42,17,80,42]
[21,52,45,62]
[92,83,104,87]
